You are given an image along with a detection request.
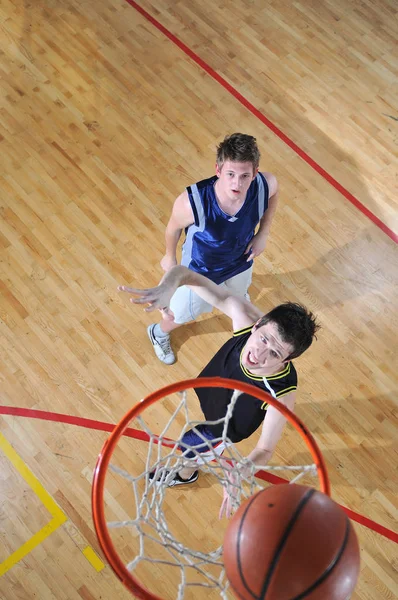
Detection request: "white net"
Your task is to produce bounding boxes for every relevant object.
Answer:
[96,385,321,600]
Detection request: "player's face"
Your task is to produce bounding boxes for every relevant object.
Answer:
[215,161,257,202]
[241,321,294,374]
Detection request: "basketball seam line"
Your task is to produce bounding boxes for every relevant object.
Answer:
[290,516,352,600]
[259,488,315,600]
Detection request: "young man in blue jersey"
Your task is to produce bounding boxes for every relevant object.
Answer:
[119,266,318,516]
[148,133,279,365]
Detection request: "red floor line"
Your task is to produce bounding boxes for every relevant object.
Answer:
[124,0,397,245]
[1,405,397,544]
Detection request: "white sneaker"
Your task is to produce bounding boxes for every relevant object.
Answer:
[149,469,199,487]
[147,324,176,365]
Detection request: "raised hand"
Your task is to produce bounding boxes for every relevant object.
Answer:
[219,484,235,519]
[218,463,240,519]
[118,266,185,320]
[118,282,175,319]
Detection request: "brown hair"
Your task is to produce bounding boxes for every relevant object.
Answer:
[216,133,260,172]
[255,302,320,360]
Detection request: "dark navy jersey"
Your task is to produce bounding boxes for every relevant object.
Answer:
[181,173,269,284]
[196,325,297,443]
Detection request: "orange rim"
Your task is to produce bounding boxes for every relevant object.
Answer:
[92,376,330,599]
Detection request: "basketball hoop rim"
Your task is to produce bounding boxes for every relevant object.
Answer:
[92,376,330,599]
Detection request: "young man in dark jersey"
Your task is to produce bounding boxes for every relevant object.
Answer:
[147,133,279,365]
[119,265,319,512]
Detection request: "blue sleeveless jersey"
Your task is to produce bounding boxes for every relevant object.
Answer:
[181,173,269,284]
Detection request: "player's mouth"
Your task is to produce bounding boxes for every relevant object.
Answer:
[246,350,259,366]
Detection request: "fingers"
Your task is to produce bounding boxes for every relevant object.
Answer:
[221,498,232,519]
[219,481,235,519]
[219,497,228,520]
[246,251,255,261]
[118,283,173,321]
[118,285,163,308]
[142,303,157,312]
[131,296,155,305]
[141,299,166,311]
[118,285,151,295]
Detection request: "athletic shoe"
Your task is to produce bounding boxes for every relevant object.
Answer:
[147,324,176,365]
[149,469,199,487]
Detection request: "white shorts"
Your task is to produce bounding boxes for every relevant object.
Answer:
[169,267,252,324]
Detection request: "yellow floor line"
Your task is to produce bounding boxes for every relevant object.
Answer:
[82,546,105,572]
[0,432,103,576]
[0,516,66,577]
[0,432,67,518]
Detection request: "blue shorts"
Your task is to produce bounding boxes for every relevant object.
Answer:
[178,424,223,460]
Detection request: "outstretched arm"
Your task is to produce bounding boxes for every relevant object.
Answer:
[219,391,296,518]
[118,265,262,330]
[246,391,296,467]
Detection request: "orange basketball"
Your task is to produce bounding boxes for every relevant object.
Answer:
[223,484,360,600]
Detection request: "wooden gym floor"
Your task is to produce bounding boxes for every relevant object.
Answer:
[0,0,397,598]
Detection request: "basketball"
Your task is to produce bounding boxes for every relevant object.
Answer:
[223,484,360,600]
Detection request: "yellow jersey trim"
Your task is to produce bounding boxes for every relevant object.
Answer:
[276,386,297,398]
[240,349,292,382]
[266,363,292,380]
[233,324,254,336]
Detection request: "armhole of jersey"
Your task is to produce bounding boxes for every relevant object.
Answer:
[261,383,297,410]
[265,362,298,399]
[186,186,199,227]
[257,173,269,218]
[275,386,297,398]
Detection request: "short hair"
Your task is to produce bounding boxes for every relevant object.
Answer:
[216,133,260,172]
[255,302,320,360]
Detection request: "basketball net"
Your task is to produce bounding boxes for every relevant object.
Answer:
[92,377,329,600]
